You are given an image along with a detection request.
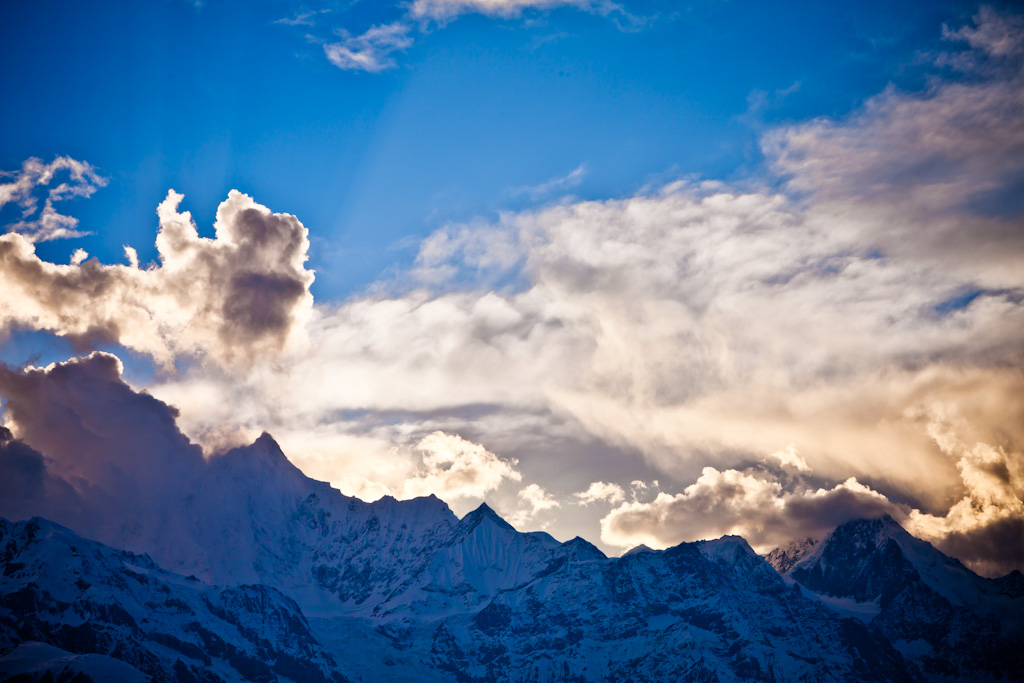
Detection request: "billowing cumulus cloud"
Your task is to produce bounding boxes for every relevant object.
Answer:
[904,396,1024,576]
[0,189,314,368]
[400,431,522,500]
[0,156,108,242]
[769,444,809,472]
[596,383,1024,575]
[599,467,899,555]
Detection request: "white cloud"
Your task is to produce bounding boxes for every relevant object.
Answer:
[943,6,1024,60]
[308,0,628,72]
[574,481,625,505]
[401,431,522,500]
[410,0,592,21]
[902,396,1024,576]
[769,444,809,472]
[507,482,560,527]
[324,22,414,72]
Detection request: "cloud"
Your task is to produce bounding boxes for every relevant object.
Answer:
[903,396,1024,576]
[763,7,1024,283]
[146,10,1024,570]
[324,22,414,72]
[400,431,522,500]
[275,9,330,28]
[599,467,900,555]
[943,6,1024,61]
[0,425,83,524]
[508,165,587,201]
[769,444,809,472]
[6,10,1023,572]
[0,156,108,242]
[574,481,625,505]
[0,188,314,368]
[507,482,559,527]
[0,355,534,553]
[0,353,207,542]
[303,0,630,72]
[409,0,594,22]
[597,383,1024,575]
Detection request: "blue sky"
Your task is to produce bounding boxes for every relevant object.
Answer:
[2,0,1024,571]
[1,0,986,295]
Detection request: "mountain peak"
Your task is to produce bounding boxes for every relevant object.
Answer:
[461,502,515,532]
[212,431,301,477]
[561,536,606,561]
[623,544,654,556]
[698,535,758,565]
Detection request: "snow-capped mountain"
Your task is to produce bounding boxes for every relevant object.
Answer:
[782,516,1024,681]
[2,431,1022,682]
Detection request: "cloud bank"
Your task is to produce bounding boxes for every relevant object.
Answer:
[1,10,1022,573]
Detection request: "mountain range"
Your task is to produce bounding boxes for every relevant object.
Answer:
[1,433,1022,682]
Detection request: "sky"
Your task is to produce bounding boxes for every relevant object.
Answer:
[1,0,1023,575]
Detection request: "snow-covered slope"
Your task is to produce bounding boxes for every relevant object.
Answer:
[420,534,917,683]
[0,517,350,683]
[49,434,561,622]
[1,513,924,683]
[783,516,1024,681]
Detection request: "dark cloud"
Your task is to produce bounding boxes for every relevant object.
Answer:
[935,515,1024,578]
[0,353,205,541]
[0,426,82,523]
[0,356,205,505]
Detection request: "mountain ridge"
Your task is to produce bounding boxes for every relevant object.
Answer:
[1,430,1022,682]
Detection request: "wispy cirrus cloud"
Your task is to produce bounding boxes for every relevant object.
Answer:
[291,0,634,72]
[409,0,597,22]
[324,22,414,72]
[508,164,587,201]
[0,156,107,242]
